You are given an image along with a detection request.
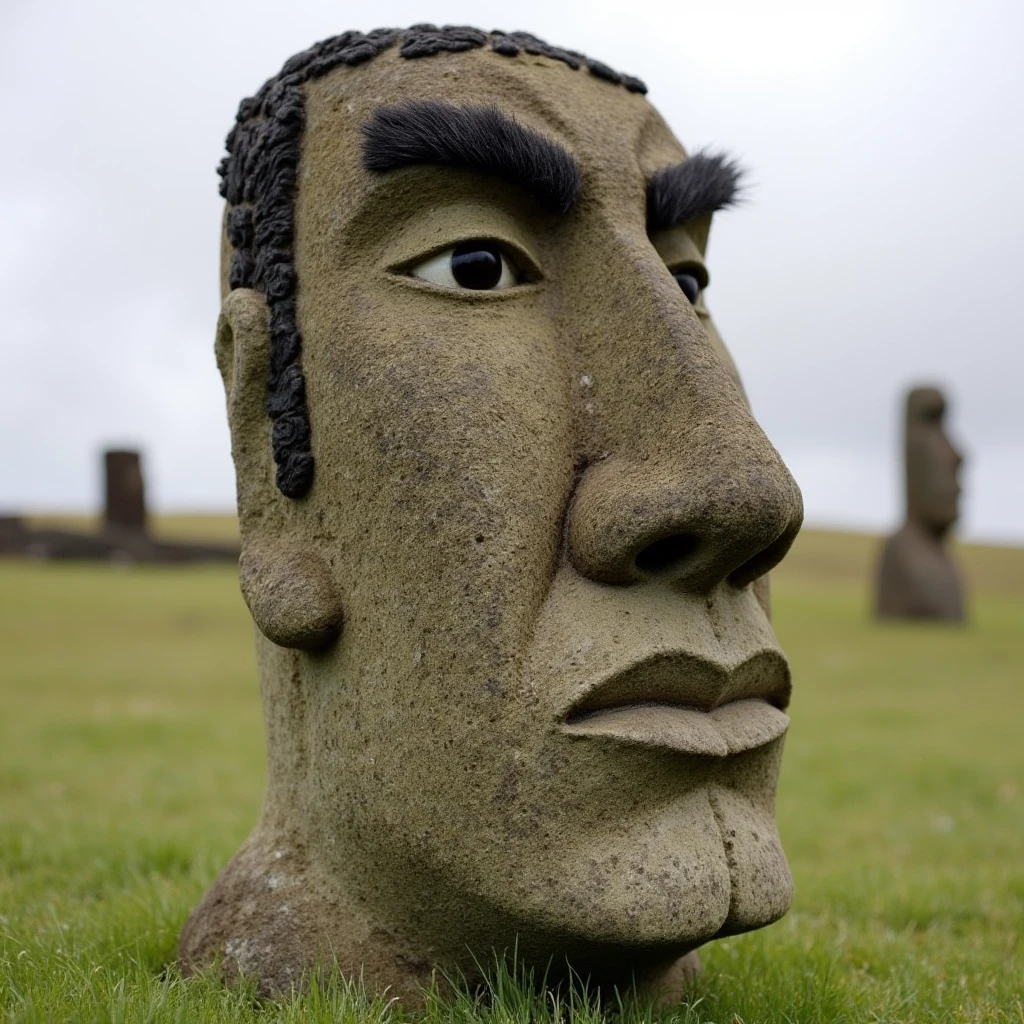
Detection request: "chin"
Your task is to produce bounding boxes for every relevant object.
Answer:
[479,742,792,956]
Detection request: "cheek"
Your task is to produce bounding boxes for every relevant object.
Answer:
[299,297,576,862]
[302,293,574,712]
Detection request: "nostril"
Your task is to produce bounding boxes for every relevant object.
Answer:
[634,534,698,576]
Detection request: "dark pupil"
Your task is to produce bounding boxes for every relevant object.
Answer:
[451,243,504,290]
[673,272,700,304]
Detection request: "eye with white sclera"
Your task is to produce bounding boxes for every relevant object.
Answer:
[409,241,521,291]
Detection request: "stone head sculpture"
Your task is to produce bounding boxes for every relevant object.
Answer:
[876,386,965,621]
[905,387,963,538]
[180,26,805,1003]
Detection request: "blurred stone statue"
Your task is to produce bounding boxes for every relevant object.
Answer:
[875,386,965,621]
[179,26,805,1004]
[103,449,148,534]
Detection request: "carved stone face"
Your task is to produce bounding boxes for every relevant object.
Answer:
[199,40,804,997]
[906,388,963,536]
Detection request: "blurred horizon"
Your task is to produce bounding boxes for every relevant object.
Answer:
[3,0,1022,543]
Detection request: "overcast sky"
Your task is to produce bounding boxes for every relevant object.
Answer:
[2,0,1022,541]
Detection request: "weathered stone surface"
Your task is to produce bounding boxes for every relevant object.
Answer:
[876,387,966,621]
[180,27,805,1005]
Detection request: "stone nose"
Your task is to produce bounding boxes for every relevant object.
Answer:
[566,445,804,593]
[561,222,803,593]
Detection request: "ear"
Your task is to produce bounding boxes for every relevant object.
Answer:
[216,289,342,651]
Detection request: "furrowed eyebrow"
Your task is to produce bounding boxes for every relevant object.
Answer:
[647,151,745,232]
[361,100,582,214]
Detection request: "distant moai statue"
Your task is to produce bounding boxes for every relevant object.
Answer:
[0,515,28,554]
[0,448,236,562]
[103,449,147,534]
[875,387,965,621]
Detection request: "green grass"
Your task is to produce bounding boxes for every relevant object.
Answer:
[1,525,1022,1023]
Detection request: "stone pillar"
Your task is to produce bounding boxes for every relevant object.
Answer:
[103,449,147,534]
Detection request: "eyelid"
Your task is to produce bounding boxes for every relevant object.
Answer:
[648,225,709,291]
[386,234,543,284]
[374,194,547,296]
[670,261,710,292]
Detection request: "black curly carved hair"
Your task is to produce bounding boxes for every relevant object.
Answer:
[219,25,647,499]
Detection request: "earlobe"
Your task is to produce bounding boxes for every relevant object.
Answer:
[216,288,344,652]
[239,544,343,651]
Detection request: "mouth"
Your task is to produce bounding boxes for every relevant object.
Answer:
[560,649,791,757]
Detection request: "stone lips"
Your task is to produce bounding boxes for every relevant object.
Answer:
[562,647,791,757]
[565,700,790,758]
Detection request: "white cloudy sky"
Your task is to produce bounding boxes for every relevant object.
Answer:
[2,0,1022,541]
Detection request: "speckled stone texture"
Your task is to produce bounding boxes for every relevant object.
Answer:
[876,387,966,621]
[180,30,805,1006]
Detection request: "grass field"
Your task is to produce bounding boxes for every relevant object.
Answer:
[1,524,1021,1023]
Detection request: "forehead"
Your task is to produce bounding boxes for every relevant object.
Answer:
[300,47,688,208]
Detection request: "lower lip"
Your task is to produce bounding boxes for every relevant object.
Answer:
[561,698,789,757]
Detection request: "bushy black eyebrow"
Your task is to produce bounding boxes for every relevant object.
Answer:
[361,100,582,214]
[647,151,745,232]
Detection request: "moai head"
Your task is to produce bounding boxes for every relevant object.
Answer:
[103,449,147,533]
[905,387,963,538]
[182,26,804,1002]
